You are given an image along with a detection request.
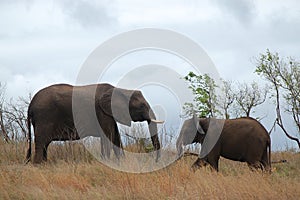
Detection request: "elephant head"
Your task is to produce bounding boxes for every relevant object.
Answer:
[98,86,163,160]
[176,115,206,157]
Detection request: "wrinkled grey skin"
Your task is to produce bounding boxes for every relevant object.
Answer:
[26,83,161,164]
[176,116,271,172]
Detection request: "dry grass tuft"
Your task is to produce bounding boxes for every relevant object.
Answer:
[0,140,299,199]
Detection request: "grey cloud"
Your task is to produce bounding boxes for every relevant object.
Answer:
[213,0,256,24]
[60,0,117,28]
[268,14,300,47]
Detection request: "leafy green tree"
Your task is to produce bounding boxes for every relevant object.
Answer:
[183,72,218,118]
[256,49,300,148]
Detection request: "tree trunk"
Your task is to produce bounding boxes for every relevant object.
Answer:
[0,110,10,142]
[275,86,300,149]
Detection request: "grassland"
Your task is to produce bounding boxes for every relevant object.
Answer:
[0,140,299,199]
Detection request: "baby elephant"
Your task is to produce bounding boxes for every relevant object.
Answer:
[176,116,271,172]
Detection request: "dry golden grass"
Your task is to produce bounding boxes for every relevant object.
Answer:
[0,140,299,200]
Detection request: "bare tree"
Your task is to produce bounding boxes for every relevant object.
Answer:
[0,82,10,142]
[5,97,29,140]
[256,49,300,148]
[4,95,31,141]
[0,82,31,142]
[217,80,235,119]
[235,81,268,118]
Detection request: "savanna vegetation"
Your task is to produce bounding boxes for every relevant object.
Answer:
[0,50,299,199]
[0,140,300,199]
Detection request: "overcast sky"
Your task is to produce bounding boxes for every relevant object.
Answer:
[1,0,300,150]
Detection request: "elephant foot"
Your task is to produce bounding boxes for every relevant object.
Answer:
[32,157,45,165]
[24,157,31,164]
[191,158,208,172]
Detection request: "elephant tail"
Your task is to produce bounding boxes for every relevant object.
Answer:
[267,139,271,172]
[25,112,32,164]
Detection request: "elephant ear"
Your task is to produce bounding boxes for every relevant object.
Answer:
[193,114,205,134]
[99,88,132,126]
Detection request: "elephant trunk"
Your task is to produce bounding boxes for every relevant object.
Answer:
[148,109,161,162]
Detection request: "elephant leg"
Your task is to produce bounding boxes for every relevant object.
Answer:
[99,114,122,159]
[205,145,221,171]
[191,158,209,172]
[33,125,53,164]
[33,144,44,164]
[34,140,52,163]
[33,136,47,164]
[207,155,220,171]
[32,125,44,164]
[192,154,220,172]
[248,161,264,171]
[112,125,124,159]
[43,141,51,161]
[247,150,265,171]
[261,149,270,172]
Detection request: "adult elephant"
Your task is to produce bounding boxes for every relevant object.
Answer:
[26,83,163,164]
[176,116,271,172]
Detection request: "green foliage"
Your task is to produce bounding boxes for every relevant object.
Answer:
[138,138,154,153]
[183,72,218,118]
[255,49,300,136]
[255,49,281,86]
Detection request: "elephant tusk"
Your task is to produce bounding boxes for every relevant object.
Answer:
[151,119,164,124]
